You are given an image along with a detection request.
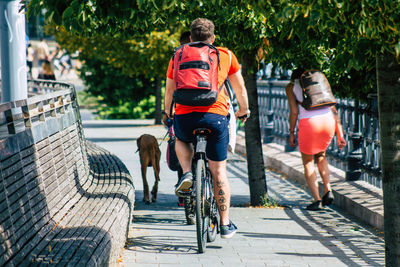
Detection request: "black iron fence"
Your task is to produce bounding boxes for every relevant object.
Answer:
[257,79,382,188]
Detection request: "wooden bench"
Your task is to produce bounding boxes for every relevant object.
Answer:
[0,80,135,266]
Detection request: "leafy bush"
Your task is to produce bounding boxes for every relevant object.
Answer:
[77,56,156,119]
[76,90,100,110]
[96,96,155,119]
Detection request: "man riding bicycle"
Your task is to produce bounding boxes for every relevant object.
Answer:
[163,18,250,239]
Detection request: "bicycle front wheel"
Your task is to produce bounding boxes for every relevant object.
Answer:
[195,159,208,253]
[184,196,195,225]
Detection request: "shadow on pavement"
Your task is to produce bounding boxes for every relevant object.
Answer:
[241,207,384,266]
[290,208,384,266]
[82,123,154,128]
[127,191,199,254]
[125,235,198,254]
[86,137,138,143]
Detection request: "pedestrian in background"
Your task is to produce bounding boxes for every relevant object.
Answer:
[38,60,56,80]
[35,38,50,67]
[59,50,72,76]
[50,43,64,71]
[26,42,35,79]
[285,68,346,210]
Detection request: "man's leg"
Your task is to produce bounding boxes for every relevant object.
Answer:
[209,159,237,238]
[174,138,194,194]
[208,159,230,226]
[175,139,193,173]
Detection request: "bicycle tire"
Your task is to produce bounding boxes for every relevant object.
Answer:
[207,196,219,242]
[206,167,218,242]
[195,159,208,253]
[184,196,195,225]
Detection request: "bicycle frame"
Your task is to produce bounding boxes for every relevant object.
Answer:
[192,129,219,253]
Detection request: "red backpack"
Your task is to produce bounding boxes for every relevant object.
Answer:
[172,42,221,106]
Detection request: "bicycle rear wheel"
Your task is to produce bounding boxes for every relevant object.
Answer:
[195,159,208,253]
[206,168,219,242]
[207,196,219,242]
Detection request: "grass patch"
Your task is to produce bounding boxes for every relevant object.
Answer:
[260,193,279,208]
[233,194,286,209]
[76,90,101,110]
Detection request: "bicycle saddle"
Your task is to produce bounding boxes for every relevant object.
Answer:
[193,128,211,136]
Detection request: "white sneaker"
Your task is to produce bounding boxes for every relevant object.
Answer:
[175,172,193,196]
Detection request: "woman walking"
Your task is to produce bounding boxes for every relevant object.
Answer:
[285,68,346,210]
[38,60,56,80]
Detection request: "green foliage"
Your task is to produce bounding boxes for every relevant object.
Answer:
[48,25,179,79]
[30,1,269,68]
[79,57,152,104]
[76,90,100,110]
[133,95,156,119]
[34,1,271,123]
[95,95,155,119]
[77,55,156,118]
[252,0,400,99]
[29,0,400,100]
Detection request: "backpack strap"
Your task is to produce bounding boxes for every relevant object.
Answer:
[223,50,234,102]
[223,79,234,103]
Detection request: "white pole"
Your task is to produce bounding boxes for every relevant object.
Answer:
[0,0,28,103]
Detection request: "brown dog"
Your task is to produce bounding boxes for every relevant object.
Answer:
[136,134,161,204]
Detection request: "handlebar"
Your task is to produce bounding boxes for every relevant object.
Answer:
[166,118,173,128]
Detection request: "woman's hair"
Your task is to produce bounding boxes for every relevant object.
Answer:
[42,60,54,73]
[190,18,214,42]
[290,68,305,80]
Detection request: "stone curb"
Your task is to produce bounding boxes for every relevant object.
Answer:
[235,131,384,230]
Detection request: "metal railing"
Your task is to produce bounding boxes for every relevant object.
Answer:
[257,79,382,188]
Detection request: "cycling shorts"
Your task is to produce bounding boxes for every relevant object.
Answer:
[173,112,229,161]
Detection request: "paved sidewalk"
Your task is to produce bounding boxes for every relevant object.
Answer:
[82,120,384,267]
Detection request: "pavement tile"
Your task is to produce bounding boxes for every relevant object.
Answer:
[83,121,385,267]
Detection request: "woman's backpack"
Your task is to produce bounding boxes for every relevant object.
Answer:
[300,70,336,110]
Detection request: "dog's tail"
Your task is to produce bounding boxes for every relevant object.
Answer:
[136,136,142,153]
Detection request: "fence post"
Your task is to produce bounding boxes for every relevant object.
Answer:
[263,79,274,143]
[346,99,363,181]
[368,93,382,187]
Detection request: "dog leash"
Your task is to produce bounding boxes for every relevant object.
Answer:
[158,129,170,147]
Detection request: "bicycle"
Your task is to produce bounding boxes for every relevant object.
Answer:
[177,128,219,253]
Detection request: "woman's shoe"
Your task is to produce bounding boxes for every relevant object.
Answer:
[322,191,334,206]
[306,200,323,211]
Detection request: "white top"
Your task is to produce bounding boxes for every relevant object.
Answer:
[292,79,332,119]
[27,47,35,62]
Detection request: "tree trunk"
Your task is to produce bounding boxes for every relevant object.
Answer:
[241,50,268,206]
[155,76,162,124]
[376,51,400,266]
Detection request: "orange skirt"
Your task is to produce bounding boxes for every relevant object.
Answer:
[298,114,335,155]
